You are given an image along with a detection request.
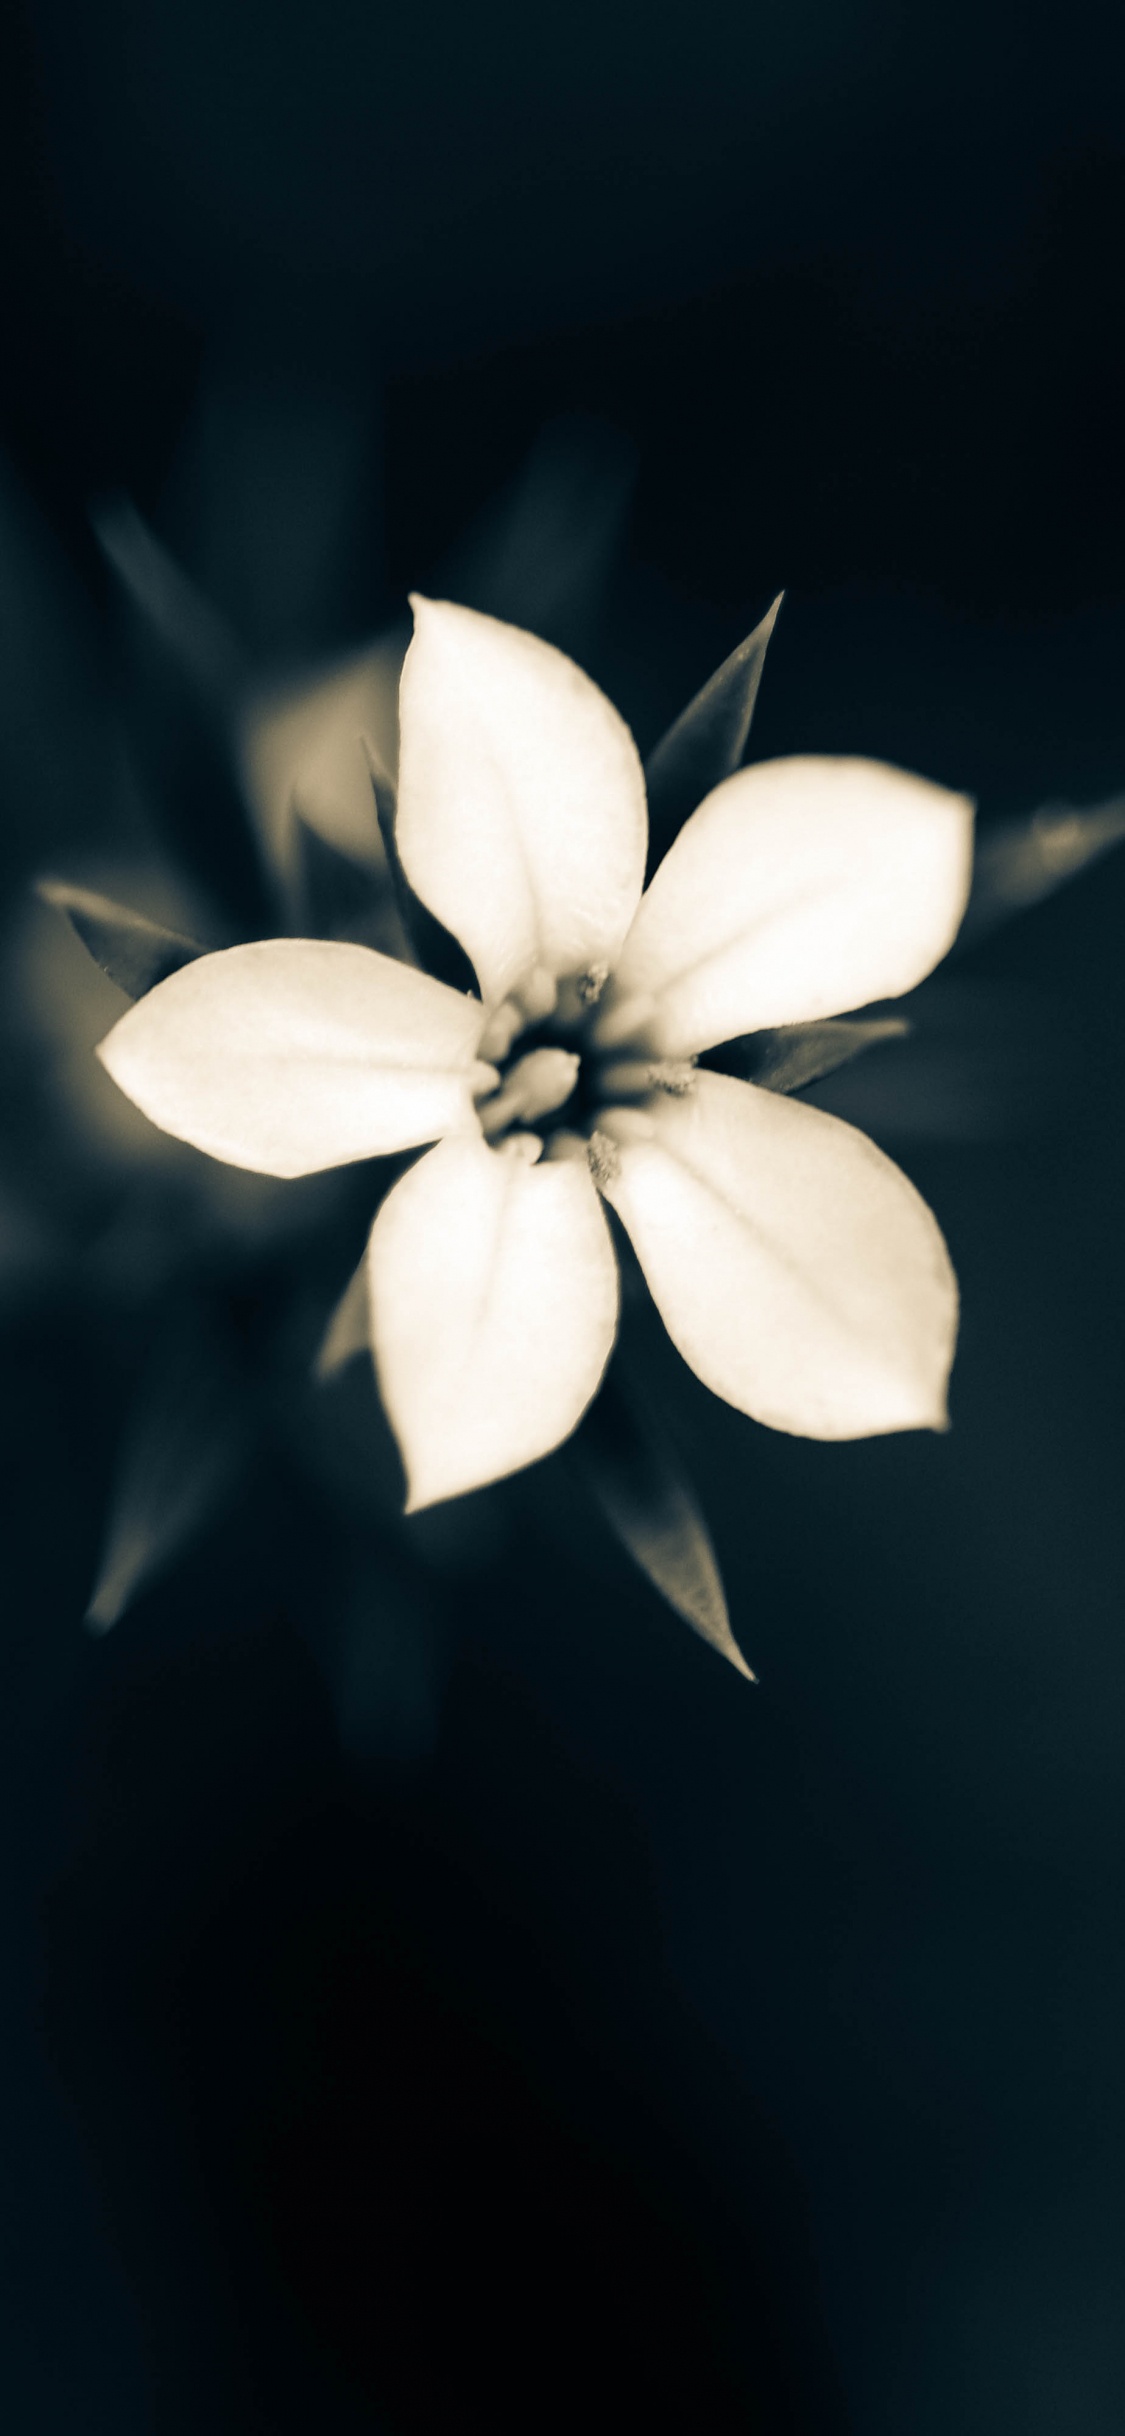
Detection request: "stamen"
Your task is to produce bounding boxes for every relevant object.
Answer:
[586,1130,622,1189]
[514,964,558,1024]
[496,1131,543,1165]
[478,1000,523,1064]
[478,1047,581,1138]
[596,1057,696,1101]
[597,1105,656,1146]
[577,963,609,1006]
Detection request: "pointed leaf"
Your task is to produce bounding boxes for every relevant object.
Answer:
[713,1015,910,1095]
[86,1301,254,1630]
[95,498,272,932]
[805,976,1078,1142]
[291,811,391,945]
[575,1369,752,1677]
[37,878,207,1000]
[315,1255,371,1380]
[644,594,783,873]
[958,795,1125,945]
[369,750,477,992]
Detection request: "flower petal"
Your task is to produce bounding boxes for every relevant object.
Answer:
[395,597,647,1007]
[600,756,974,1056]
[98,938,493,1178]
[599,1071,957,1439]
[368,1131,619,1508]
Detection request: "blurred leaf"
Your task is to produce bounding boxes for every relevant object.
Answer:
[440,413,637,654]
[315,1255,371,1380]
[86,1299,254,1631]
[291,811,392,944]
[0,446,111,850]
[95,498,273,934]
[36,877,207,999]
[368,750,477,993]
[575,1369,753,1678]
[807,976,1084,1141]
[712,1015,910,1095]
[333,1563,445,1770]
[239,635,401,877]
[959,795,1125,945]
[644,594,783,874]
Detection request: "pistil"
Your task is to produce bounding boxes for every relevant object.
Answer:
[478,1046,581,1139]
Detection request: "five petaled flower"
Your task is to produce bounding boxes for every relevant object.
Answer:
[98,598,973,1509]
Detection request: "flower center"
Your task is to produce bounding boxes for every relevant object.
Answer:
[474,967,695,1166]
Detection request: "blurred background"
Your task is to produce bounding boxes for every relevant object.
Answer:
[3,1,1125,2428]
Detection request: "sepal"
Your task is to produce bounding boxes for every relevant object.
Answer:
[574,1365,753,1677]
[37,877,207,1000]
[959,794,1125,944]
[644,594,782,873]
[291,810,395,948]
[713,1014,910,1095]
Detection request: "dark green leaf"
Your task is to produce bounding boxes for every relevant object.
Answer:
[36,877,207,999]
[95,498,273,934]
[644,593,783,873]
[712,1015,910,1095]
[368,750,477,994]
[86,1300,254,1631]
[575,1370,753,1678]
[959,795,1125,946]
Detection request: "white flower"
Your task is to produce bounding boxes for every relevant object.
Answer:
[98,598,973,1510]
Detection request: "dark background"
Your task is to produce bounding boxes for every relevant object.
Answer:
[3,2,1125,2429]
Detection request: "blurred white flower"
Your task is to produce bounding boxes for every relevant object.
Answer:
[239,634,402,876]
[98,598,972,1509]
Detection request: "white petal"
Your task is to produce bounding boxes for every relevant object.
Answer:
[368,1131,619,1507]
[395,597,647,1007]
[601,756,974,1056]
[97,939,493,1178]
[600,1071,957,1439]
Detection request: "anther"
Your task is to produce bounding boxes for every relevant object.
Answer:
[577,964,609,1006]
[596,1057,696,1102]
[585,1130,622,1190]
